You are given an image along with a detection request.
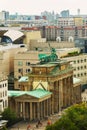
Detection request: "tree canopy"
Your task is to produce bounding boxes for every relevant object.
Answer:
[1,108,17,127]
[46,103,87,130]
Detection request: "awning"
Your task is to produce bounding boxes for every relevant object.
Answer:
[4,30,24,42]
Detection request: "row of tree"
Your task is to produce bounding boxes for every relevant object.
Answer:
[46,103,87,130]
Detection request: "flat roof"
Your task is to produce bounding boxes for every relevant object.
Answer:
[18,76,29,82]
[73,77,81,84]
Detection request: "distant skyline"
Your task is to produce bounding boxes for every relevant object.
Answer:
[1,0,87,15]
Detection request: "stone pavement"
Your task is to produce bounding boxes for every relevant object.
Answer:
[8,112,62,130]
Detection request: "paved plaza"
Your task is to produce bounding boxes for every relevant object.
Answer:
[8,113,61,130]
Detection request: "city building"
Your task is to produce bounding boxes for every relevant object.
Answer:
[62,54,87,85]
[40,25,87,41]
[60,10,70,17]
[75,37,87,53]
[22,30,41,46]
[0,11,9,21]
[14,50,50,89]
[0,78,8,112]
[8,49,81,120]
[82,89,87,104]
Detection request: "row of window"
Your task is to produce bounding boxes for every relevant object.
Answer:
[18,61,30,66]
[0,90,7,97]
[74,65,87,70]
[3,100,8,108]
[0,100,8,110]
[74,59,87,63]
[82,97,87,101]
[18,68,31,73]
[74,72,87,77]
[0,83,7,88]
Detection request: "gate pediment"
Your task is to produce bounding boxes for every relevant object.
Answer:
[15,94,39,101]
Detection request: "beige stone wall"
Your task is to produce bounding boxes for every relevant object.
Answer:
[29,41,75,50]
[8,47,27,73]
[0,46,27,80]
[0,51,9,77]
[23,31,41,45]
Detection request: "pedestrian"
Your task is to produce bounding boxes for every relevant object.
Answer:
[27,124,31,130]
[47,119,51,125]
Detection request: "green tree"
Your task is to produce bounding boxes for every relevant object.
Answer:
[46,103,87,130]
[1,108,17,127]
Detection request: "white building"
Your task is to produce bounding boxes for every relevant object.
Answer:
[82,89,87,103]
[62,54,87,84]
[0,78,8,112]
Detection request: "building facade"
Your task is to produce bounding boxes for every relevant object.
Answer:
[62,54,87,84]
[40,25,87,41]
[0,78,8,112]
[9,57,81,120]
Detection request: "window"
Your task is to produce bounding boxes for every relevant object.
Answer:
[0,92,2,97]
[18,76,21,79]
[18,68,23,73]
[26,62,30,66]
[77,60,79,63]
[84,73,86,76]
[74,60,76,64]
[3,91,4,97]
[77,74,80,77]
[18,61,23,66]
[81,73,83,76]
[5,91,7,96]
[77,67,79,70]
[5,100,7,107]
[0,85,2,88]
[84,59,86,62]
[81,59,83,63]
[84,65,86,69]
[81,66,83,69]
[26,69,30,73]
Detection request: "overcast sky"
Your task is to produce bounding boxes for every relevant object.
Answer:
[0,0,87,15]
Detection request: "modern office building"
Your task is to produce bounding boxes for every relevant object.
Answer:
[60,10,70,17]
[0,11,9,21]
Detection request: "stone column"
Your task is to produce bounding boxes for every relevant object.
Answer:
[15,101,18,115]
[33,103,36,119]
[30,102,32,120]
[43,101,46,117]
[37,102,40,120]
[51,95,54,114]
[63,78,67,107]
[23,102,25,120]
[26,102,29,119]
[46,99,48,116]
[54,81,59,113]
[20,102,23,117]
[59,80,63,112]
[68,77,71,106]
[48,98,51,115]
[40,102,43,119]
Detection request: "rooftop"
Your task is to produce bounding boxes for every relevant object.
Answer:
[8,89,52,99]
[18,76,29,82]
